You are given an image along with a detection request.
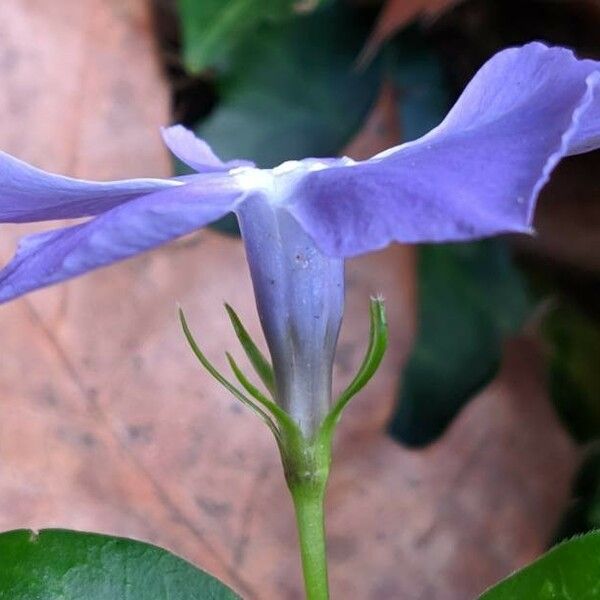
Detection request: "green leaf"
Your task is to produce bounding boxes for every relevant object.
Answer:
[390,240,532,447]
[553,445,600,543]
[197,3,380,168]
[478,530,600,599]
[388,26,450,143]
[177,0,293,73]
[543,303,600,442]
[0,529,239,599]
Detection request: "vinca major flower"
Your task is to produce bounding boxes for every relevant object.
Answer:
[1,43,599,436]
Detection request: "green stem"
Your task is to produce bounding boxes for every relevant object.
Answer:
[281,428,332,600]
[290,482,329,600]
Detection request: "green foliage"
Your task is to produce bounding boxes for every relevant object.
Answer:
[0,529,239,599]
[478,530,600,599]
[554,445,600,543]
[197,3,380,168]
[177,0,327,73]
[391,241,532,446]
[387,27,450,142]
[543,302,600,442]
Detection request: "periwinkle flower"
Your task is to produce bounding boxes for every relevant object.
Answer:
[1,43,599,435]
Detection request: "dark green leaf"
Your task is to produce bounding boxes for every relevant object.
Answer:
[543,303,600,442]
[554,445,600,543]
[197,3,381,168]
[387,27,450,142]
[0,529,239,599]
[478,530,600,599]
[390,240,532,447]
[177,0,294,73]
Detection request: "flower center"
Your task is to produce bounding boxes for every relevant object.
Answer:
[229,159,344,205]
[228,166,273,193]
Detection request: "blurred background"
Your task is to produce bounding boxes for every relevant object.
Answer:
[0,0,598,598]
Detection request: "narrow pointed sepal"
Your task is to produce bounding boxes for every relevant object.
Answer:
[178,307,282,438]
[179,306,302,447]
[224,303,276,396]
[225,352,297,433]
[319,297,388,439]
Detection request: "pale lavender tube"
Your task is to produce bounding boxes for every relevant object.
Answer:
[236,193,344,436]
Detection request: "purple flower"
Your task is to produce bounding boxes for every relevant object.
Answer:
[1,43,599,433]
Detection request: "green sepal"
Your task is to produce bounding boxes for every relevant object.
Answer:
[224,303,276,395]
[179,307,281,439]
[319,297,388,440]
[225,351,297,434]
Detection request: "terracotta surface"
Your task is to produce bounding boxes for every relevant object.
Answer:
[0,2,579,599]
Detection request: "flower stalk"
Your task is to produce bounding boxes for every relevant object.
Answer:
[179,297,388,598]
[280,426,332,600]
[291,487,329,600]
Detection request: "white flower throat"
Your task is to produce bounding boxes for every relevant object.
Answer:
[229,158,353,205]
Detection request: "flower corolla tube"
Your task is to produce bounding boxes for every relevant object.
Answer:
[1,43,599,433]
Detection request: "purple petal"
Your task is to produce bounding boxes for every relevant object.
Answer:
[568,71,600,155]
[0,151,179,223]
[288,43,600,257]
[0,174,241,303]
[161,125,254,173]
